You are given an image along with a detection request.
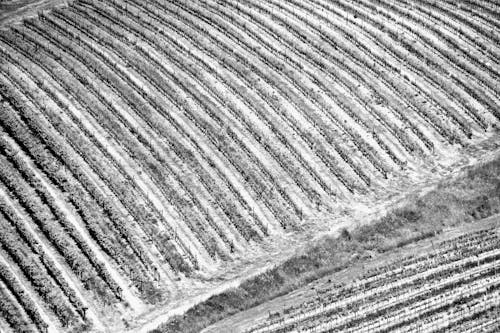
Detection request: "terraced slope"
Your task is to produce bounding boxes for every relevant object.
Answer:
[0,0,499,331]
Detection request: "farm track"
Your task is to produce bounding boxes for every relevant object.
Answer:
[0,0,499,331]
[206,219,500,333]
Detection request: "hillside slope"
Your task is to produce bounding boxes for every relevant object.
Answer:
[0,0,499,332]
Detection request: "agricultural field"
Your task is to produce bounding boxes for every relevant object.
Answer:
[205,216,500,333]
[0,0,499,332]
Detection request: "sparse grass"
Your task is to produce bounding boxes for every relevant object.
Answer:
[150,152,500,333]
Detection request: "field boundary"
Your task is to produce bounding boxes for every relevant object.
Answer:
[149,150,500,333]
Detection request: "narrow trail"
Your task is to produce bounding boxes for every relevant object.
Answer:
[203,215,500,333]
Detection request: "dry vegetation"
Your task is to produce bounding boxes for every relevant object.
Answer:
[222,221,500,333]
[0,0,499,332]
[154,153,500,333]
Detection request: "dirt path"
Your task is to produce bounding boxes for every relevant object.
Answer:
[203,214,500,333]
[123,135,500,332]
[131,260,280,333]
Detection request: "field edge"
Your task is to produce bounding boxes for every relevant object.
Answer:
[147,148,500,333]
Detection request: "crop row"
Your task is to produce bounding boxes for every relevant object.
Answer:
[270,0,449,149]
[0,65,173,292]
[0,216,77,327]
[248,228,500,332]
[225,0,403,172]
[117,0,347,198]
[0,259,48,332]
[19,17,229,260]
[103,0,367,192]
[0,99,156,297]
[368,0,500,120]
[60,4,276,234]
[47,7,266,244]
[77,0,305,227]
[0,86,122,302]
[157,0,380,185]
[0,191,88,321]
[0,36,196,274]
[298,0,475,143]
